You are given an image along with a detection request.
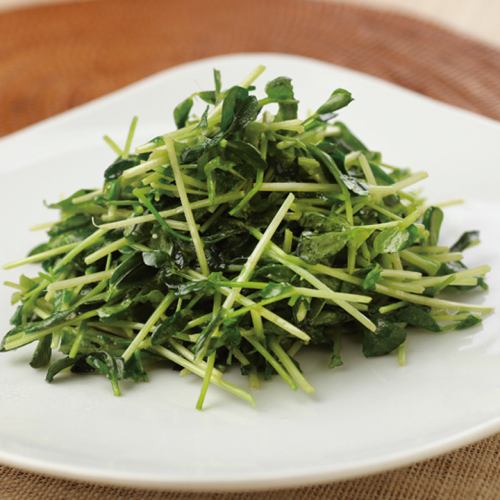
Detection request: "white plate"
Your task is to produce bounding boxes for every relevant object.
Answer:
[0,53,499,491]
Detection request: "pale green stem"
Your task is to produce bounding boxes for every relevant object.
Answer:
[122,156,166,180]
[407,245,449,254]
[3,310,99,351]
[283,228,293,254]
[368,172,428,196]
[250,310,265,341]
[84,238,129,265]
[378,279,425,294]
[3,243,78,270]
[122,292,175,362]
[259,182,340,193]
[426,252,464,262]
[151,345,255,405]
[270,339,315,394]
[166,138,209,276]
[47,270,113,293]
[244,334,297,390]
[400,250,440,275]
[69,325,84,358]
[222,193,294,310]
[379,301,407,314]
[433,199,464,208]
[123,116,138,157]
[98,191,243,230]
[54,229,108,272]
[103,135,123,156]
[380,269,422,280]
[72,189,103,204]
[397,342,407,366]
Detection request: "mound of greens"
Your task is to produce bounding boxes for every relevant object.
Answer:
[2,66,492,408]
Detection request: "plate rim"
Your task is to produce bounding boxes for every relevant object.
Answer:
[0,418,498,491]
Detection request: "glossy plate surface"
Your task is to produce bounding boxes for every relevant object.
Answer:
[0,53,499,490]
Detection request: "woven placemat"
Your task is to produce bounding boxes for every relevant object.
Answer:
[1,0,499,498]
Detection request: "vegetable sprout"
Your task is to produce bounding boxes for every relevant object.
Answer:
[2,66,492,409]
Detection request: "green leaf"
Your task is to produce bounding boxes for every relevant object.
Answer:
[316,88,353,115]
[301,212,350,232]
[208,318,241,353]
[86,351,124,396]
[30,334,52,368]
[173,97,194,129]
[260,282,292,299]
[151,311,190,345]
[450,231,480,252]
[142,250,169,269]
[391,305,441,332]
[225,140,267,171]
[104,154,148,181]
[109,253,143,287]
[423,207,444,246]
[334,121,368,152]
[265,76,298,120]
[297,231,350,263]
[254,264,295,283]
[362,264,382,291]
[373,225,419,254]
[98,298,133,319]
[339,174,368,195]
[455,314,481,330]
[220,86,259,133]
[194,310,225,355]
[124,352,149,382]
[46,356,76,382]
[362,319,406,357]
[198,91,216,105]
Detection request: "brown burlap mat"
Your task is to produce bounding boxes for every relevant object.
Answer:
[1,0,499,497]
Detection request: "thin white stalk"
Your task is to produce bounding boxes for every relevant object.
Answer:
[54,229,108,272]
[293,287,371,303]
[84,237,129,265]
[151,345,255,406]
[122,292,176,362]
[380,269,422,280]
[122,157,165,180]
[433,199,464,208]
[72,189,103,204]
[166,138,209,276]
[270,339,315,394]
[98,190,243,230]
[368,172,428,196]
[267,119,304,132]
[223,193,295,311]
[3,243,78,270]
[47,270,113,293]
[123,116,138,157]
[259,182,340,193]
[425,252,464,262]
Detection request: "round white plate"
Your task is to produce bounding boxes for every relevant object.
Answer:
[0,53,499,491]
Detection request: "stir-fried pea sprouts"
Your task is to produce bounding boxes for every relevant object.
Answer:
[2,67,492,409]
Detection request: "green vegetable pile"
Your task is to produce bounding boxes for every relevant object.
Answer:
[2,66,492,408]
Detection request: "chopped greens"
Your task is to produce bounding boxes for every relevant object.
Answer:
[2,66,493,409]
